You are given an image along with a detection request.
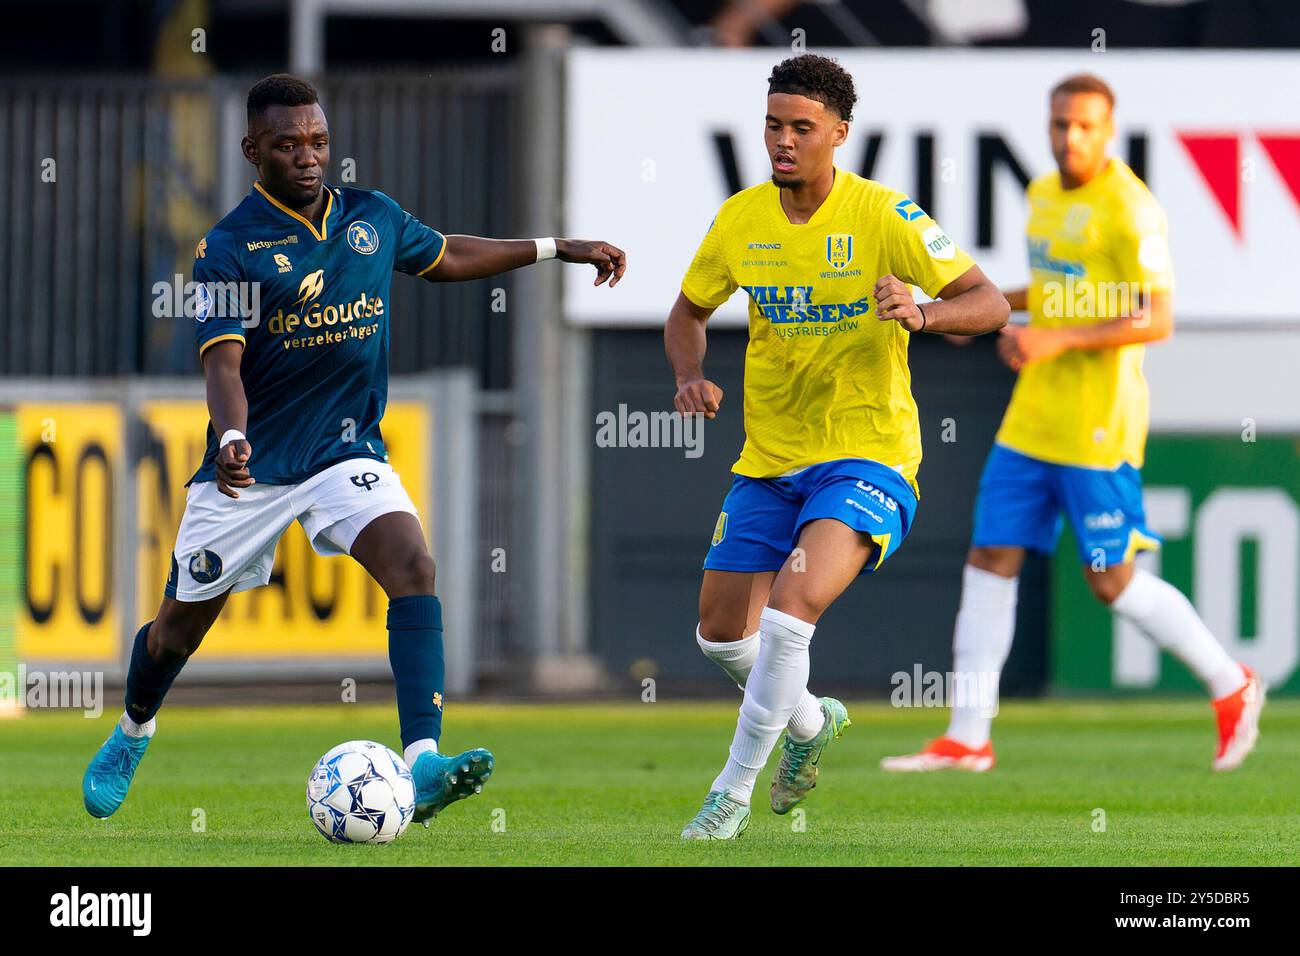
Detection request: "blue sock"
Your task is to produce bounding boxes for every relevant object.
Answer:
[123,621,186,724]
[387,595,445,749]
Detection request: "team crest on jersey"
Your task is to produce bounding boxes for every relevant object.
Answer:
[712,511,728,546]
[347,220,379,255]
[1063,204,1091,237]
[274,253,293,273]
[188,549,223,584]
[825,233,854,270]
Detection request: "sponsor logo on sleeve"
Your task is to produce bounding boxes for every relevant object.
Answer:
[894,198,925,221]
[1137,233,1170,273]
[922,225,956,261]
[194,283,212,323]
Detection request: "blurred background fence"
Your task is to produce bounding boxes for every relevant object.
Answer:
[0,71,519,384]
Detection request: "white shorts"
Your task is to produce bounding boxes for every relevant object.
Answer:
[166,458,420,602]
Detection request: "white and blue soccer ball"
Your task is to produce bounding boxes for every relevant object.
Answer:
[306,740,416,845]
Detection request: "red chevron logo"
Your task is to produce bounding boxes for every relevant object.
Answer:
[1177,131,1300,240]
[1257,134,1300,210]
[1176,133,1240,237]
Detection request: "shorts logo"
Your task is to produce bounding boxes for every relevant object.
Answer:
[1085,509,1125,531]
[188,549,223,584]
[853,480,899,513]
[432,692,443,710]
[826,233,854,270]
[350,472,380,491]
[712,511,728,546]
[347,220,379,256]
[845,497,885,523]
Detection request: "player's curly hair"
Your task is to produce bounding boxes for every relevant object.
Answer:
[767,54,857,122]
[246,73,319,124]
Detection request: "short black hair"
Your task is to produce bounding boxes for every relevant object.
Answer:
[767,54,857,122]
[247,73,319,126]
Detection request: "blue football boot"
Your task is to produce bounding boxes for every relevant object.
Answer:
[411,748,494,825]
[83,721,153,818]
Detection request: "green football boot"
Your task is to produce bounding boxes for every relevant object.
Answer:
[680,790,751,841]
[770,697,851,814]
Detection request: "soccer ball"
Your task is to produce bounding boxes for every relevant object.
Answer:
[306,740,416,844]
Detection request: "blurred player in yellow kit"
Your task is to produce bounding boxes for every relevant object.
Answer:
[883,74,1264,775]
[665,55,1009,839]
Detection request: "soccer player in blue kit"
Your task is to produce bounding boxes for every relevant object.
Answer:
[83,75,626,823]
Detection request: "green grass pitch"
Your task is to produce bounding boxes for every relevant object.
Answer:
[1,698,1295,866]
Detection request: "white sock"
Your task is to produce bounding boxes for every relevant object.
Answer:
[696,626,826,741]
[945,565,1018,749]
[711,607,815,804]
[696,627,758,691]
[1111,567,1245,699]
[119,712,156,738]
[403,738,438,768]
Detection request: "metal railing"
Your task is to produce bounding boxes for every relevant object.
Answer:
[0,70,521,386]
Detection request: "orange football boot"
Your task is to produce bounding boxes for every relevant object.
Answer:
[880,736,995,772]
[1212,664,1265,771]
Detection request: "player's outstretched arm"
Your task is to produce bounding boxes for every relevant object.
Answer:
[997,290,1173,370]
[202,340,254,499]
[875,265,1009,337]
[665,291,724,419]
[423,236,626,287]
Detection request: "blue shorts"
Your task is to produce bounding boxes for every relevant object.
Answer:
[971,444,1161,567]
[704,458,918,574]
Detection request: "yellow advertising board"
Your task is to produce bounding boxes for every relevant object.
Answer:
[135,401,431,657]
[16,404,120,661]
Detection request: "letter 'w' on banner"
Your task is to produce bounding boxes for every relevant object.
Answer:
[0,411,22,718]
[564,49,1300,326]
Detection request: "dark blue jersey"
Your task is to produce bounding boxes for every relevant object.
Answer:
[190,182,445,484]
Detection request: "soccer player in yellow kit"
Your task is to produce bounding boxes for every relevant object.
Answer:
[883,74,1264,776]
[666,55,1009,839]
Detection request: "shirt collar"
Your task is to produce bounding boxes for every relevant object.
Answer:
[252,180,335,242]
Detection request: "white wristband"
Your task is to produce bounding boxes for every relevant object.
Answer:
[533,237,557,262]
[219,429,246,448]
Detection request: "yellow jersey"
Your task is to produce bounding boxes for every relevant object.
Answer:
[681,168,974,489]
[996,159,1174,470]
